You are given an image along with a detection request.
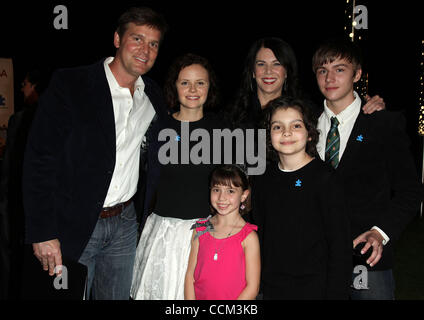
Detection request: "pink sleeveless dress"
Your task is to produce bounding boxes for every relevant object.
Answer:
[194,220,258,300]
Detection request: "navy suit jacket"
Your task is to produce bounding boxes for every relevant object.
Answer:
[331,107,421,270]
[22,59,168,261]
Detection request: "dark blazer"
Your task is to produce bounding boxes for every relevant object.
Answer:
[332,107,421,270]
[22,59,168,262]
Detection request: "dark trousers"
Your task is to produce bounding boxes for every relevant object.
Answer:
[350,268,395,300]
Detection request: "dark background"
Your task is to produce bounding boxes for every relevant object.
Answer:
[1,0,423,169]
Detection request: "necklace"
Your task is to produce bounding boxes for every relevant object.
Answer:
[211,216,241,261]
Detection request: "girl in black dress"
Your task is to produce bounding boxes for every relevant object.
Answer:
[252,96,352,299]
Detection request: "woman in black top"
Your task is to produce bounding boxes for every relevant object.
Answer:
[131,53,227,300]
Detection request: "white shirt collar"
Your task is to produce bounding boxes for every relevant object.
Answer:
[323,91,361,125]
[103,57,145,93]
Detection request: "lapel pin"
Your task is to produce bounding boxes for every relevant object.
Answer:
[175,135,181,142]
[356,135,364,142]
[295,179,302,187]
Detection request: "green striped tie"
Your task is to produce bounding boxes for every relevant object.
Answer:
[325,117,340,168]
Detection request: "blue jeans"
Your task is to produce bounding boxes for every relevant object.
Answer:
[350,268,395,300]
[78,202,138,300]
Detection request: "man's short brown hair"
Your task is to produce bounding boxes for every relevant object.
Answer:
[116,7,168,42]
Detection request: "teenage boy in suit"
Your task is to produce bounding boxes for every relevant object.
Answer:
[312,38,421,299]
[22,7,168,299]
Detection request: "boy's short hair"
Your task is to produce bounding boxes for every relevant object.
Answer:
[312,38,363,73]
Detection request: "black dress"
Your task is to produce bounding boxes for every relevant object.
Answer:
[252,159,352,299]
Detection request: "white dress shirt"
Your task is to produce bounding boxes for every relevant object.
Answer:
[102,57,156,207]
[317,91,389,245]
[317,91,362,161]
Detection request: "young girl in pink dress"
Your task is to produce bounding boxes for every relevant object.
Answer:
[184,164,261,300]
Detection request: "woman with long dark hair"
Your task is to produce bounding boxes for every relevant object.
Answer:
[228,37,301,129]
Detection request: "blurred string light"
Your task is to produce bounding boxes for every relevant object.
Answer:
[344,0,362,42]
[418,40,424,136]
[345,0,368,99]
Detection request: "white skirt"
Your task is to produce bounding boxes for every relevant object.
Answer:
[130,213,201,300]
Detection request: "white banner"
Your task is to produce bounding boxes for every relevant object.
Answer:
[0,58,14,128]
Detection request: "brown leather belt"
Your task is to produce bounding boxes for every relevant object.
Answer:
[100,199,132,219]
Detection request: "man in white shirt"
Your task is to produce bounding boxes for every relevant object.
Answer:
[312,38,421,299]
[23,7,168,299]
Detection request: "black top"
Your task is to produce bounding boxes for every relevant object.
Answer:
[154,113,225,220]
[252,158,352,299]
